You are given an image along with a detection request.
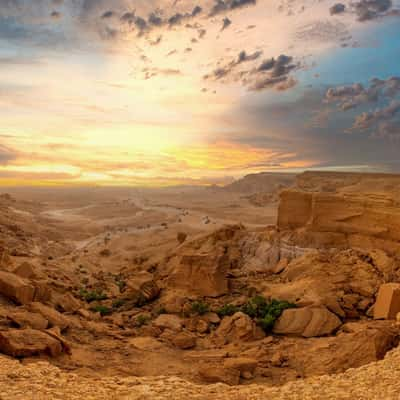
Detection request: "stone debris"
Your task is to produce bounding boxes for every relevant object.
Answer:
[374,283,400,320]
[1,346,400,399]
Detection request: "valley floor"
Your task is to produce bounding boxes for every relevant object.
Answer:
[1,344,400,400]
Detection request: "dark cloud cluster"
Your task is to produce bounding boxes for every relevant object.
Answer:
[326,77,400,136]
[204,51,297,92]
[329,3,346,15]
[221,16,232,30]
[353,0,393,21]
[209,0,256,16]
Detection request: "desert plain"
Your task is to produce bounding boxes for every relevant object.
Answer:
[1,171,400,399]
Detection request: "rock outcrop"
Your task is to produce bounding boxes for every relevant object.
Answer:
[278,189,400,254]
[273,306,341,337]
[0,329,63,357]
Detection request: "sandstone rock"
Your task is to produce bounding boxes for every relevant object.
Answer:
[153,314,183,331]
[32,281,52,303]
[7,310,48,330]
[214,312,264,345]
[53,292,81,313]
[172,332,196,349]
[278,189,400,254]
[0,329,62,357]
[374,283,400,320]
[223,357,258,377]
[0,271,35,305]
[123,272,160,306]
[166,225,246,297]
[27,302,70,331]
[44,327,72,355]
[13,262,38,280]
[169,252,229,297]
[273,307,341,337]
[198,364,240,385]
[177,232,187,244]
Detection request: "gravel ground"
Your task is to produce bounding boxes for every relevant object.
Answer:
[1,347,400,400]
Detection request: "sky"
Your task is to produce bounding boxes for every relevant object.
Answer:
[0,0,400,186]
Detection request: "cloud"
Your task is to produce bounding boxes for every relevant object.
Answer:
[352,100,400,130]
[330,3,346,15]
[0,145,18,165]
[209,0,256,16]
[353,0,393,21]
[204,51,297,92]
[221,16,232,30]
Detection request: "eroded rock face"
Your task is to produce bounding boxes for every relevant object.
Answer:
[7,310,48,330]
[0,329,63,357]
[166,225,246,297]
[278,189,400,254]
[0,271,35,305]
[123,271,160,306]
[273,307,342,337]
[27,302,70,331]
[262,249,391,319]
[374,283,400,320]
[214,312,264,345]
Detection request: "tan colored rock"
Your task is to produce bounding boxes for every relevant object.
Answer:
[172,332,196,349]
[374,283,400,320]
[0,271,35,305]
[27,302,70,331]
[198,364,240,385]
[223,357,258,377]
[32,281,52,303]
[169,252,229,297]
[53,292,81,313]
[273,307,341,337]
[13,262,38,279]
[123,272,160,306]
[7,310,48,330]
[153,314,183,331]
[0,329,62,357]
[214,312,264,345]
[278,189,400,253]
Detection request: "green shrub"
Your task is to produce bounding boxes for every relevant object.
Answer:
[191,301,209,315]
[90,305,112,316]
[79,288,108,303]
[216,304,239,318]
[112,299,125,309]
[240,296,296,333]
[136,315,150,327]
[155,307,167,315]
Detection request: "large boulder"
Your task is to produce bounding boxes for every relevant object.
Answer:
[198,363,240,385]
[168,252,229,297]
[7,310,48,330]
[374,283,400,320]
[166,225,245,297]
[273,307,341,337]
[153,314,183,332]
[0,329,62,357]
[0,271,35,305]
[27,302,70,331]
[122,272,160,306]
[214,312,264,345]
[223,357,258,378]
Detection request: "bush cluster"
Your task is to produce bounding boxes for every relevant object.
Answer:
[217,296,296,332]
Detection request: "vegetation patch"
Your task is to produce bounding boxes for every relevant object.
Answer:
[191,301,210,316]
[90,305,112,316]
[216,296,296,332]
[79,288,108,303]
[136,315,150,327]
[242,296,296,332]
